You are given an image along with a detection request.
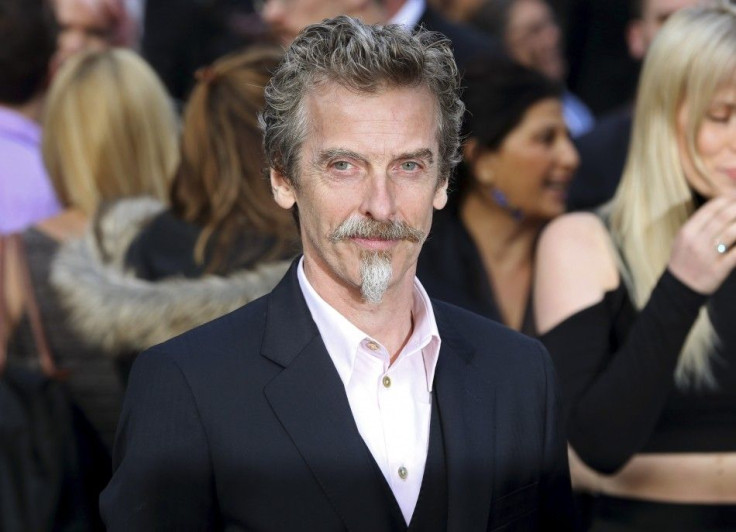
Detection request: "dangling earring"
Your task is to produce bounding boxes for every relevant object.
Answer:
[473,155,524,221]
[487,187,524,221]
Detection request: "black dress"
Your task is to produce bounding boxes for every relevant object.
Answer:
[540,247,736,530]
[417,210,536,335]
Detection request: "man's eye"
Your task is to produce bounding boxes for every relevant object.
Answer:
[333,161,350,171]
[401,161,419,171]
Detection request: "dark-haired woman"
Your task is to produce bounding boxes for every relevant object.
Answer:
[417,58,578,334]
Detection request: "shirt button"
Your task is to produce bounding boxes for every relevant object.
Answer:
[366,341,379,351]
[398,466,408,480]
[382,376,392,388]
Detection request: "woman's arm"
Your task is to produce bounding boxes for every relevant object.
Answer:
[1,236,26,340]
[533,212,711,473]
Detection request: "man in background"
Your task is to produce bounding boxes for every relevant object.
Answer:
[470,0,595,137]
[567,0,698,211]
[260,0,502,68]
[51,0,140,67]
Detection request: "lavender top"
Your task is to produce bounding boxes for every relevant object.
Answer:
[0,107,60,234]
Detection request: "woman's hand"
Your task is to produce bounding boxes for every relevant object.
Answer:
[669,195,736,294]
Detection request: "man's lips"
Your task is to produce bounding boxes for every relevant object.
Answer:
[350,237,400,251]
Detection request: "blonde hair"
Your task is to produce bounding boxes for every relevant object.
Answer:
[43,48,178,216]
[609,0,736,387]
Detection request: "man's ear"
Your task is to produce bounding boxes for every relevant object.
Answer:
[433,178,449,210]
[270,168,296,210]
[626,20,646,60]
[462,138,480,163]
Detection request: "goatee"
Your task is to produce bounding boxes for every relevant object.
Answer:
[359,250,392,304]
[329,216,426,304]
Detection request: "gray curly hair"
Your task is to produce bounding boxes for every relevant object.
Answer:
[260,15,464,188]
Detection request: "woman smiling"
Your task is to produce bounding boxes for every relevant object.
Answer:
[417,57,578,334]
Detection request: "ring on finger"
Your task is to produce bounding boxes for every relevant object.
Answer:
[716,241,728,254]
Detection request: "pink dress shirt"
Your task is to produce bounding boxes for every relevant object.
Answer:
[297,257,441,524]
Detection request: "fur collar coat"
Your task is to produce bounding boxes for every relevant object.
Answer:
[51,197,292,357]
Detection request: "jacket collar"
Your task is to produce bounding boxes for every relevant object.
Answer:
[261,261,496,530]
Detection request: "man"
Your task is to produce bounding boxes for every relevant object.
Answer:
[260,0,502,69]
[101,16,573,530]
[567,0,698,211]
[142,0,267,100]
[471,0,594,137]
[52,0,140,67]
[0,0,61,234]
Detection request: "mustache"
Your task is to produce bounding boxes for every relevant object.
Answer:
[329,217,425,244]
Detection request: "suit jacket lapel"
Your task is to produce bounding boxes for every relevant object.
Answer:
[261,262,399,532]
[433,305,496,531]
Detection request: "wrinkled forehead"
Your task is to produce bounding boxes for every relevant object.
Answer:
[302,79,441,131]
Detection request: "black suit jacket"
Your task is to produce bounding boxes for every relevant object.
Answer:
[100,261,573,531]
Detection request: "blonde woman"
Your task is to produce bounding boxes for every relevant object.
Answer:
[3,48,178,450]
[534,2,736,530]
[43,48,176,216]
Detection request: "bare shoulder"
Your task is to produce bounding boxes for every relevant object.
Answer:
[534,212,620,333]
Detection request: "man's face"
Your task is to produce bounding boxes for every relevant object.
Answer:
[270,83,448,304]
[260,0,362,45]
[505,0,564,81]
[54,0,112,64]
[627,0,697,59]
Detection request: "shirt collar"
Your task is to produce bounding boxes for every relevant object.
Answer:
[297,256,441,392]
[388,0,426,28]
[0,106,41,145]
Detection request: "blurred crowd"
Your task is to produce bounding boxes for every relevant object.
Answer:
[1,0,735,530]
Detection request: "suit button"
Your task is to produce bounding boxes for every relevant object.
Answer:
[382,376,392,388]
[398,466,408,480]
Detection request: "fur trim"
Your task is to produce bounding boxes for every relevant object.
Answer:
[51,197,291,356]
[91,196,165,268]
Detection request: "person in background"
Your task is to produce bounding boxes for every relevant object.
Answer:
[51,0,140,66]
[142,0,269,101]
[560,0,638,117]
[50,46,299,380]
[0,0,61,234]
[535,2,736,529]
[259,0,502,70]
[417,58,578,334]
[426,0,484,22]
[471,0,594,137]
[4,48,178,450]
[568,0,698,212]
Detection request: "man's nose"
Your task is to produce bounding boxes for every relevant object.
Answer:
[261,0,283,25]
[360,174,397,221]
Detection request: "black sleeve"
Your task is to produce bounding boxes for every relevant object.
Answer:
[99,348,218,530]
[540,270,707,474]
